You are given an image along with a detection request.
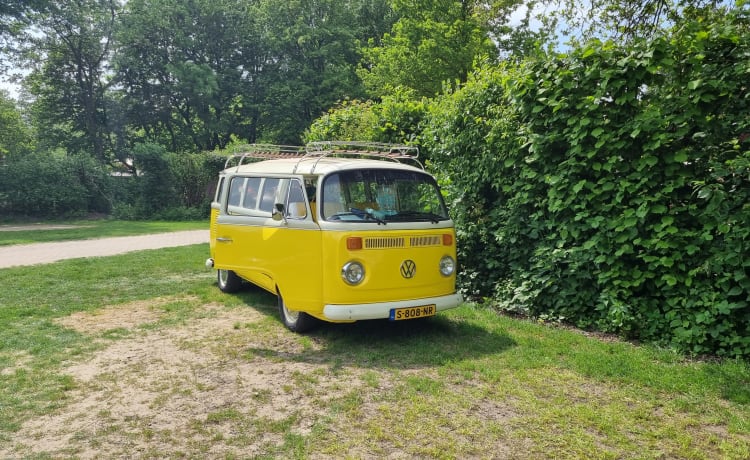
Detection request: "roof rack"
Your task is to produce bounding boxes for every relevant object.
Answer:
[223,141,424,173]
[301,141,422,172]
[224,144,306,170]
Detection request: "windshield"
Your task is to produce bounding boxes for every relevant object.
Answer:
[321,169,449,223]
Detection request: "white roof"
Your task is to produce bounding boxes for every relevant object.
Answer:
[222,157,426,177]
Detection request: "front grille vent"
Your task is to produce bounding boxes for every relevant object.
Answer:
[410,235,441,247]
[365,237,404,249]
[361,235,443,249]
[364,237,405,249]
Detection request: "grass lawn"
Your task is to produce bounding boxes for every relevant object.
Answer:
[0,244,748,458]
[0,219,206,246]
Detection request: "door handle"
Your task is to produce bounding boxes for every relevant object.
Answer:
[216,237,233,243]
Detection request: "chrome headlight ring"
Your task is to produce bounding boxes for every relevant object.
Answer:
[341,261,365,285]
[439,255,455,277]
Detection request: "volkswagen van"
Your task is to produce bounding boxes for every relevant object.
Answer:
[205,142,463,332]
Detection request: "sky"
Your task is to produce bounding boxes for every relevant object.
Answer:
[0,77,21,99]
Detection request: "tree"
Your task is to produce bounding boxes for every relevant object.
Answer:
[0,90,33,160]
[0,1,51,70]
[115,0,264,152]
[22,0,118,163]
[543,0,738,44]
[256,0,376,143]
[358,0,499,98]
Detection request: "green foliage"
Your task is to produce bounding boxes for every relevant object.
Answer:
[0,152,110,217]
[0,142,219,219]
[358,0,497,98]
[425,10,750,357]
[113,147,222,220]
[0,92,33,159]
[549,0,736,45]
[115,0,262,151]
[23,0,117,162]
[256,0,375,144]
[305,99,380,142]
[422,64,526,299]
[130,142,176,217]
[304,89,427,144]
[165,151,224,219]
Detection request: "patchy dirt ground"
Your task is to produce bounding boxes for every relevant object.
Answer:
[0,297,374,458]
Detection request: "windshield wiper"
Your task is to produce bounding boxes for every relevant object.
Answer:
[328,209,386,225]
[364,209,387,225]
[390,211,443,224]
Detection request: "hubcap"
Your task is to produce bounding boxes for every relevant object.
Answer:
[282,302,299,323]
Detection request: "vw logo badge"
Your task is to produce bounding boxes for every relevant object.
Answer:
[400,260,416,279]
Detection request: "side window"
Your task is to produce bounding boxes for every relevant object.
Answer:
[285,180,307,219]
[242,177,261,209]
[259,178,280,212]
[228,177,243,207]
[214,177,224,203]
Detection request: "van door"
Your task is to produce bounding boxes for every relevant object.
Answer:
[266,179,323,315]
[215,177,322,313]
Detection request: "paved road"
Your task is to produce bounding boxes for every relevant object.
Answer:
[0,230,209,269]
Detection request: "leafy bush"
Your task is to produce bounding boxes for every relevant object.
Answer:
[305,89,428,146]
[424,11,750,357]
[115,144,221,219]
[0,152,110,217]
[131,142,176,216]
[167,152,225,211]
[422,64,527,300]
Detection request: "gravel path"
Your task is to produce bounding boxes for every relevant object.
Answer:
[0,230,209,269]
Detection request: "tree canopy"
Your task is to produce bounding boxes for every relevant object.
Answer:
[0,0,544,163]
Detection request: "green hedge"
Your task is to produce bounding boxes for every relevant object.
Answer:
[424,11,750,357]
[0,144,224,220]
[0,152,110,218]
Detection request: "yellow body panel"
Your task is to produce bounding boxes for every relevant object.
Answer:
[213,218,322,309]
[212,219,457,319]
[321,229,457,305]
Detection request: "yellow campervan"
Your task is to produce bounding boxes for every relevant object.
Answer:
[206,142,463,332]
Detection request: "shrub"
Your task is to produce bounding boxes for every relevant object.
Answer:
[0,151,109,217]
[424,11,750,357]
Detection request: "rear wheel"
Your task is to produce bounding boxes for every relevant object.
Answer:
[278,290,317,333]
[217,269,243,293]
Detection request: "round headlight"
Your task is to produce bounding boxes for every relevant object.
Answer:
[341,261,365,285]
[439,256,455,276]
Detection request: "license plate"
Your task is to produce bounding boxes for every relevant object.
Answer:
[389,304,436,321]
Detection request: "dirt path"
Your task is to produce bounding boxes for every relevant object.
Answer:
[0,224,88,232]
[0,230,209,268]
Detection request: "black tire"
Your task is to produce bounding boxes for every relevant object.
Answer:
[277,290,318,333]
[217,269,243,293]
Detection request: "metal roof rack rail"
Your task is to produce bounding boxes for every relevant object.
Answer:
[302,141,423,172]
[224,144,305,170]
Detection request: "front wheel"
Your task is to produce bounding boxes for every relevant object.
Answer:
[217,269,243,293]
[278,290,317,333]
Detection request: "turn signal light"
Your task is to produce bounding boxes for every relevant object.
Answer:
[442,234,453,246]
[347,237,363,250]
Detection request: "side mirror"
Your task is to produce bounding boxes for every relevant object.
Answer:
[272,203,286,222]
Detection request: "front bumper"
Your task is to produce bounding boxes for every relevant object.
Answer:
[322,292,463,321]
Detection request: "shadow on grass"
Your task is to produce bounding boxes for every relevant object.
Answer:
[228,284,750,406]
[231,285,516,370]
